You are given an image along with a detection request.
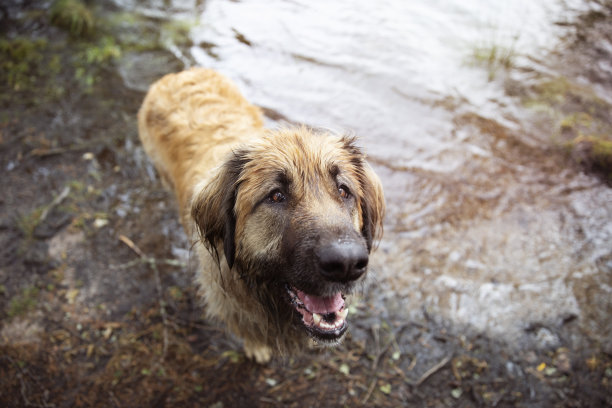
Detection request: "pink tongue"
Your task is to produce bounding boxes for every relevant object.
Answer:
[297,291,344,314]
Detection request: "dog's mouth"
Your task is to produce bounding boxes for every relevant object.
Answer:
[286,285,348,342]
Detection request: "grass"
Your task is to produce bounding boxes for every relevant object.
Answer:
[471,41,517,81]
[523,75,612,180]
[50,0,95,38]
[16,207,44,241]
[7,286,40,318]
[0,38,47,90]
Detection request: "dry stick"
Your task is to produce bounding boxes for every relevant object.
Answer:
[30,142,96,157]
[118,235,145,258]
[1,355,48,408]
[151,260,169,360]
[362,326,396,404]
[410,354,452,387]
[118,234,169,360]
[39,185,71,223]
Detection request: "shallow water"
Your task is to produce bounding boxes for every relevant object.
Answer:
[118,0,611,350]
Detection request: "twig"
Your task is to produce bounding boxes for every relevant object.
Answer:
[361,325,396,404]
[111,258,186,270]
[0,356,53,408]
[410,354,452,387]
[118,234,145,258]
[118,234,169,360]
[260,396,282,406]
[151,260,169,360]
[39,186,70,223]
[30,144,92,157]
[362,377,378,405]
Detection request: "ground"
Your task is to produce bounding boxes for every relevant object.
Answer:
[1,1,611,407]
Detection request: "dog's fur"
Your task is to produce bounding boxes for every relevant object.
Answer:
[138,68,384,362]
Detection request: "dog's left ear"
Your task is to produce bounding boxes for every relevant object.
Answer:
[342,137,385,251]
[191,150,248,269]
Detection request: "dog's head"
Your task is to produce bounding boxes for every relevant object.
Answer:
[192,127,384,345]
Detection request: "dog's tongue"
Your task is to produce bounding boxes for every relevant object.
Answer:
[297,290,344,314]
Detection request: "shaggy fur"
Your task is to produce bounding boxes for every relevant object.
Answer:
[138,68,384,362]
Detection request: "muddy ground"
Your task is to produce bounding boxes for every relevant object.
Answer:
[1,1,611,407]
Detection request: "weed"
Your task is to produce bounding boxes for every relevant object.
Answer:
[7,286,40,318]
[470,33,518,81]
[16,208,44,240]
[0,38,47,90]
[50,0,95,38]
[74,36,121,92]
[161,19,196,47]
[83,36,121,64]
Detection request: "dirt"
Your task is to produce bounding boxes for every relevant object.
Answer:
[1,1,611,407]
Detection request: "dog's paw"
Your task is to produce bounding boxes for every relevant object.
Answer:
[244,341,272,364]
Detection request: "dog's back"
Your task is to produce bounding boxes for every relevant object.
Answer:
[137,68,264,225]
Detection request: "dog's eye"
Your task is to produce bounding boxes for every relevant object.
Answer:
[268,190,286,204]
[338,185,351,199]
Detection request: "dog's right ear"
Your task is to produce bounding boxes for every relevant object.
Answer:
[191,150,248,269]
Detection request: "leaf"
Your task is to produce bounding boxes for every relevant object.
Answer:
[339,363,350,376]
[451,388,462,399]
[379,383,391,395]
[66,288,79,304]
[220,350,241,363]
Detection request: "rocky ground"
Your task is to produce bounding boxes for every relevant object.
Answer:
[1,1,611,407]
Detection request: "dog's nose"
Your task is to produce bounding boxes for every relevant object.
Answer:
[316,240,369,283]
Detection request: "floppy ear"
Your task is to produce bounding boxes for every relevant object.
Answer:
[191,150,248,269]
[358,161,385,252]
[341,136,385,251]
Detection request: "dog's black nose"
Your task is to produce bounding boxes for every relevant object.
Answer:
[316,240,369,283]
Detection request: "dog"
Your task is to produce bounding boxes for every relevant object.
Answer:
[138,68,384,362]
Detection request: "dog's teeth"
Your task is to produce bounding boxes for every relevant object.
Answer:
[320,321,333,330]
[313,313,322,326]
[338,308,348,320]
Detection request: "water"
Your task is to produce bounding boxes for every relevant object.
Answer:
[118,0,611,349]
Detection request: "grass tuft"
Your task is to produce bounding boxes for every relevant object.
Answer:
[50,0,95,38]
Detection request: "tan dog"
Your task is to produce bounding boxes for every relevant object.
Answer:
[138,68,384,362]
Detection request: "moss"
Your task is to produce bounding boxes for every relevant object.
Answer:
[560,112,593,131]
[50,0,95,38]
[532,77,572,105]
[0,38,47,90]
[73,36,121,93]
[592,138,612,157]
[161,19,196,47]
[523,74,612,180]
[7,286,40,318]
[82,36,121,64]
[565,134,612,179]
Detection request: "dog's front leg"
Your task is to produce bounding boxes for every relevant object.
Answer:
[243,340,272,364]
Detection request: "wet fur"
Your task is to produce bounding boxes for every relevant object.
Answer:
[138,68,384,362]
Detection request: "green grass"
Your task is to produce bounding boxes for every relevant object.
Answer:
[472,43,517,81]
[0,37,47,90]
[50,0,95,38]
[7,286,40,318]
